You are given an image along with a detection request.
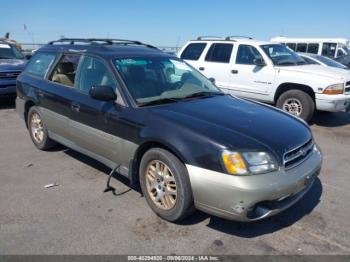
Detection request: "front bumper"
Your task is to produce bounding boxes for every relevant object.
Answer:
[186,147,322,221]
[315,93,350,112]
[0,79,17,95]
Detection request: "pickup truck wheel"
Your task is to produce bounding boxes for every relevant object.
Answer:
[139,148,194,222]
[27,106,56,150]
[277,90,314,121]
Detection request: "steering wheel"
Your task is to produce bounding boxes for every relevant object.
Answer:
[171,81,184,90]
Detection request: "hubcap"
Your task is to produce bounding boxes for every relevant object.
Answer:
[282,98,303,116]
[145,160,177,210]
[30,112,44,143]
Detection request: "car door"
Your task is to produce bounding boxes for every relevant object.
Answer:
[196,43,233,89]
[228,44,275,100]
[39,53,81,139]
[68,55,136,168]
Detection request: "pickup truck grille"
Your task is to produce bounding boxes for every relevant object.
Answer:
[0,71,21,80]
[345,81,350,93]
[284,139,314,169]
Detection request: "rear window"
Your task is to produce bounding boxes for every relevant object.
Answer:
[205,43,233,63]
[24,52,56,78]
[180,43,206,60]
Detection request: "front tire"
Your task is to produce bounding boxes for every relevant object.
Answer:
[139,148,194,222]
[27,106,56,150]
[276,90,315,122]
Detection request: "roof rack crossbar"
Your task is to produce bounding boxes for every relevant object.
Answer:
[48,38,158,49]
[225,36,253,40]
[196,36,223,40]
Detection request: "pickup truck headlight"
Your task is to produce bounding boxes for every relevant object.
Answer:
[323,83,344,95]
[222,151,277,175]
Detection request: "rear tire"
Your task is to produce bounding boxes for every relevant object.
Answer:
[139,148,194,222]
[276,90,315,122]
[27,106,56,150]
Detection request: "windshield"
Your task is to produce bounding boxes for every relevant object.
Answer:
[0,43,24,59]
[261,44,306,66]
[314,55,348,69]
[114,57,221,105]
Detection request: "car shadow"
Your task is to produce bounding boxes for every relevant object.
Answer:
[0,97,15,109]
[63,148,135,195]
[312,111,350,127]
[180,178,322,238]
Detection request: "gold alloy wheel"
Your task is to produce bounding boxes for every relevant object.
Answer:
[30,112,44,144]
[145,160,177,210]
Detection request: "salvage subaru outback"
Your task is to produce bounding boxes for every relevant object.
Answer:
[16,38,322,222]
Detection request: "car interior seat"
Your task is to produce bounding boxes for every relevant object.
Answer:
[52,62,75,87]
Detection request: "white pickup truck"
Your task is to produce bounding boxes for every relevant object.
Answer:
[178,37,350,121]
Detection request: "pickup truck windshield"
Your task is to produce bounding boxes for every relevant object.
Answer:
[261,44,306,66]
[114,57,221,105]
[0,44,24,59]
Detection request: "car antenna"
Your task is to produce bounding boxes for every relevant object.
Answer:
[104,165,121,195]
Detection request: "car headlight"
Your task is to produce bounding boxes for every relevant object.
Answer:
[222,151,278,175]
[323,83,344,95]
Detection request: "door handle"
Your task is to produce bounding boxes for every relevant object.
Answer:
[231,69,239,74]
[71,102,80,112]
[199,67,205,71]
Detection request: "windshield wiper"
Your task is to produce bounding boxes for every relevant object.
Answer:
[138,97,180,107]
[181,91,224,100]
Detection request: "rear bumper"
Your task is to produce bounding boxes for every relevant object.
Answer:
[315,93,350,112]
[186,146,322,221]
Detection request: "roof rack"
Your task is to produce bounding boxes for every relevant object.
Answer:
[196,36,224,40]
[48,38,158,49]
[225,36,253,40]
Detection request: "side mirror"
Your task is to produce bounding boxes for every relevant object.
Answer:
[253,58,266,66]
[209,77,216,84]
[89,85,116,101]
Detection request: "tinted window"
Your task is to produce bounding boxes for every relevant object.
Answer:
[24,52,56,78]
[205,43,233,63]
[337,49,345,57]
[307,43,319,54]
[296,43,307,52]
[180,43,206,60]
[315,55,348,69]
[322,43,337,57]
[0,43,24,59]
[50,54,81,87]
[76,56,116,94]
[236,45,264,65]
[301,56,319,65]
[286,43,296,51]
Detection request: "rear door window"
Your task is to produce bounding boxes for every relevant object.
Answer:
[205,43,233,63]
[180,43,206,60]
[24,52,56,78]
[49,54,81,87]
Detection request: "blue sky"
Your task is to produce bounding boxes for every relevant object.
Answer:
[1,0,349,47]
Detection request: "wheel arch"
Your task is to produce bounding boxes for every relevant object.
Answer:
[130,140,187,186]
[274,83,315,103]
[24,100,36,128]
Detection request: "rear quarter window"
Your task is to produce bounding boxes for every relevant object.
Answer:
[180,43,206,60]
[24,52,56,78]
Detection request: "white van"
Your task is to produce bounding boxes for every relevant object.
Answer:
[178,36,350,121]
[271,37,350,58]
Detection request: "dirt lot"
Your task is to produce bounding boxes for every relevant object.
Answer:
[1,100,350,255]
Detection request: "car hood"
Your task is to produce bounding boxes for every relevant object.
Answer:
[277,64,350,81]
[0,59,27,71]
[148,95,312,161]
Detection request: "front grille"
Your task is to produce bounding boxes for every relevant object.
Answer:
[284,139,314,169]
[0,71,21,80]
